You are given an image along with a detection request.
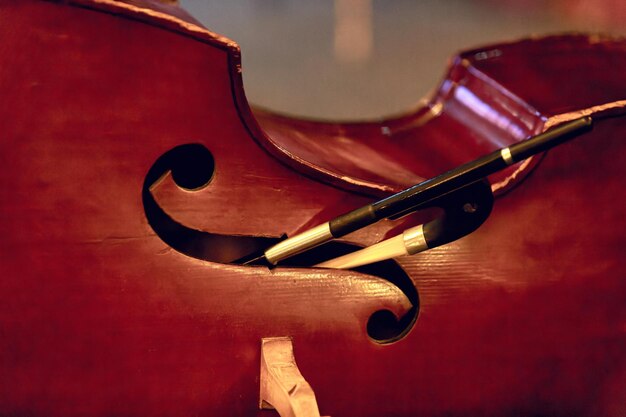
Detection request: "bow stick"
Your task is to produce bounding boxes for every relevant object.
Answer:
[241,116,593,268]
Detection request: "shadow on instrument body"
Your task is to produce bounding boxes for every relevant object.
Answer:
[0,1,624,417]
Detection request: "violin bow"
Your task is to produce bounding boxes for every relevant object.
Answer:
[241,116,593,269]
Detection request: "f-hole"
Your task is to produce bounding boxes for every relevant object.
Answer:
[142,143,419,343]
[142,143,282,263]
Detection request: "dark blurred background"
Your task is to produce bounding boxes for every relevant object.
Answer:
[180,0,625,120]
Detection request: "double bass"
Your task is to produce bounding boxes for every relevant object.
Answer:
[0,1,624,416]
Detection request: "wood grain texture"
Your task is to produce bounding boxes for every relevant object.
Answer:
[0,1,624,417]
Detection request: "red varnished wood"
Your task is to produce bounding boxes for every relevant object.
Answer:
[0,1,624,417]
[250,35,625,197]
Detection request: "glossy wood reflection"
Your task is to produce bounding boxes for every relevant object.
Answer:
[0,1,624,417]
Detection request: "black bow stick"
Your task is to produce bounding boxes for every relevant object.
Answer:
[240,116,593,268]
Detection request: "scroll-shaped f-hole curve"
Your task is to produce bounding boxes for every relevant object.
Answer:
[143,143,418,343]
[280,243,419,343]
[142,143,283,263]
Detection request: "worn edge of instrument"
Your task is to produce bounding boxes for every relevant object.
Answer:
[60,0,557,200]
[62,0,379,197]
[57,1,626,229]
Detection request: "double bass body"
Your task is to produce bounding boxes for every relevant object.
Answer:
[0,1,624,416]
